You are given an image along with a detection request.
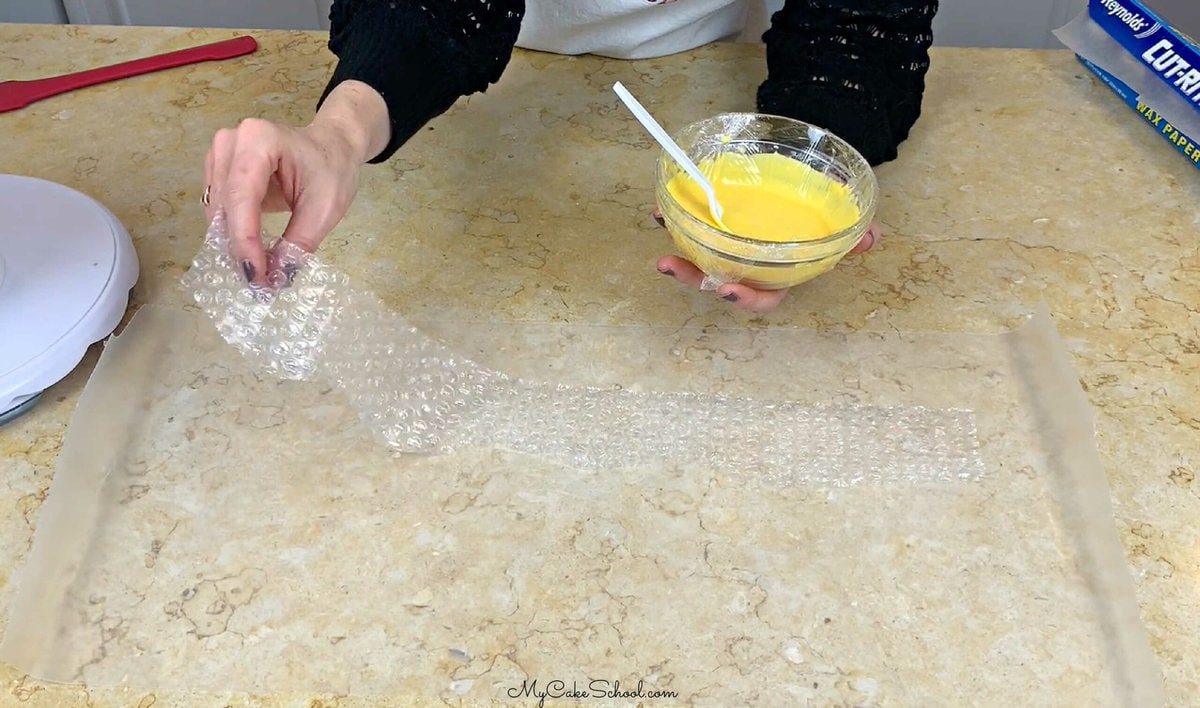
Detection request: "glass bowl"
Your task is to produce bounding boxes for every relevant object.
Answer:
[654,113,878,290]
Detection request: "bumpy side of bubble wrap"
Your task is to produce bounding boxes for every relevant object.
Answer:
[182,213,984,483]
[181,212,509,453]
[462,383,984,485]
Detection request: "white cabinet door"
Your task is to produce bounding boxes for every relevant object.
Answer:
[62,0,330,31]
[63,0,1087,48]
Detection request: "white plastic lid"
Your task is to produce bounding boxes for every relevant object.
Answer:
[0,175,139,419]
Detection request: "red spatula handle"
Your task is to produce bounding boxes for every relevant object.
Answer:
[1,35,258,112]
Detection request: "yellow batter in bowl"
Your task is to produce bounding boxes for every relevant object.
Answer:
[654,114,877,290]
[667,152,861,241]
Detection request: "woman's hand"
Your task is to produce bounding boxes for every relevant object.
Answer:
[652,214,881,312]
[202,81,390,285]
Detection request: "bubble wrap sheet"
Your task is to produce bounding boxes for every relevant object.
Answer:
[0,223,1162,704]
[180,212,981,485]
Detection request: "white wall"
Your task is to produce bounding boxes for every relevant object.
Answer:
[931,0,1084,48]
[58,0,330,30]
[0,0,67,24]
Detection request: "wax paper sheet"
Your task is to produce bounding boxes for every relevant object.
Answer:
[0,304,1162,706]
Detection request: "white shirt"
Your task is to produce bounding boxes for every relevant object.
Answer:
[516,0,775,59]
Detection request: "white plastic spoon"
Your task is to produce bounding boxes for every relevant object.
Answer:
[612,81,730,231]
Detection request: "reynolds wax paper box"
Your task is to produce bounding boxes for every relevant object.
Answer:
[1078,57,1200,168]
[1090,0,1200,108]
[1066,0,1200,170]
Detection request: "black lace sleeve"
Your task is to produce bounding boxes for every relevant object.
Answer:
[320,0,526,163]
[757,0,938,165]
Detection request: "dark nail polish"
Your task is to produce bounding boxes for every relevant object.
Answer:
[658,266,675,276]
[721,292,739,302]
[653,214,666,228]
[283,262,299,284]
[241,259,256,283]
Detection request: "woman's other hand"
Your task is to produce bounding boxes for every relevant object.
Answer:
[652,212,881,312]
